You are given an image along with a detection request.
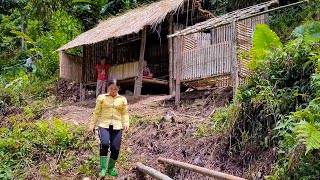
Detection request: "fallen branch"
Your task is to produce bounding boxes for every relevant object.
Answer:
[136,162,173,180]
[157,157,246,180]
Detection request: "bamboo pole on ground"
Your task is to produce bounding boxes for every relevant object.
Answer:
[157,157,247,180]
[134,27,147,96]
[136,162,173,180]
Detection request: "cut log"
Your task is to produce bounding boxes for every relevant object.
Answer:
[136,162,173,180]
[157,157,246,180]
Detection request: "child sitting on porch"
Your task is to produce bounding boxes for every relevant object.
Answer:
[143,60,153,79]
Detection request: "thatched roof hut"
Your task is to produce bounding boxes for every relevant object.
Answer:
[58,0,209,99]
[57,0,186,51]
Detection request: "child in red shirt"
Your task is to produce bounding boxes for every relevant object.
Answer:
[96,58,109,97]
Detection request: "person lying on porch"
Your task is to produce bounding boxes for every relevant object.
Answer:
[143,60,153,79]
[96,57,109,97]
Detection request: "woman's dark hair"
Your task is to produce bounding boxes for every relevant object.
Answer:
[107,79,120,87]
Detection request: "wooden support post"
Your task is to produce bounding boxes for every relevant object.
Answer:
[157,157,246,180]
[231,20,239,95]
[264,7,269,25]
[136,162,173,180]
[134,27,147,96]
[81,46,86,100]
[175,36,182,107]
[168,15,174,95]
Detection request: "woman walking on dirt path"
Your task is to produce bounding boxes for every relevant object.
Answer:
[88,79,130,177]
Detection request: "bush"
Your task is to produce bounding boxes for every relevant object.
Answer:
[226,22,320,179]
[0,119,96,179]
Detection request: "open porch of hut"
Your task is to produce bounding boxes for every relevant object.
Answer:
[57,0,210,100]
[168,0,284,105]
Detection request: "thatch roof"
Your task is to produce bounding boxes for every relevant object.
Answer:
[57,0,185,51]
[169,0,278,38]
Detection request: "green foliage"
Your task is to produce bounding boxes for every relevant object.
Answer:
[73,0,110,19]
[292,22,320,40]
[0,9,21,59]
[0,119,96,179]
[252,24,283,50]
[229,22,320,179]
[35,10,82,80]
[294,121,320,155]
[211,105,236,132]
[269,0,320,42]
[194,124,209,137]
[206,0,268,16]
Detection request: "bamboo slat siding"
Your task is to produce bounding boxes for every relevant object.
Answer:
[179,14,267,87]
[237,14,267,84]
[183,35,197,51]
[181,41,232,81]
[108,61,139,80]
[169,0,277,38]
[59,52,82,82]
[173,23,187,80]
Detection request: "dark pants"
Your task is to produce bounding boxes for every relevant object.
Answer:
[98,126,122,160]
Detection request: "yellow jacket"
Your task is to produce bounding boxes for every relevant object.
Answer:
[90,93,129,130]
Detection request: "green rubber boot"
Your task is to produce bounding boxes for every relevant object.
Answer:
[100,156,107,177]
[108,158,118,176]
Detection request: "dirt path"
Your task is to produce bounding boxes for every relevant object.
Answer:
[42,95,174,126]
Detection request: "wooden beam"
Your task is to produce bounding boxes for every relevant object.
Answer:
[157,157,246,180]
[136,162,173,180]
[175,36,182,107]
[231,20,239,95]
[134,27,147,96]
[115,37,141,46]
[168,15,174,95]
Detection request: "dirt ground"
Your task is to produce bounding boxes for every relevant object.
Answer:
[42,87,262,180]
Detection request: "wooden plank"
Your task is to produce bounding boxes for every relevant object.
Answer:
[158,157,246,180]
[136,162,173,180]
[134,27,147,96]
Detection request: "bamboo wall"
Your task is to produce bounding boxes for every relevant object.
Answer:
[237,14,267,83]
[108,61,139,80]
[178,14,268,87]
[59,52,82,82]
[182,41,232,80]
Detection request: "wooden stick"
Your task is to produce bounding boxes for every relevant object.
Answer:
[136,162,173,180]
[134,27,147,96]
[157,157,246,180]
